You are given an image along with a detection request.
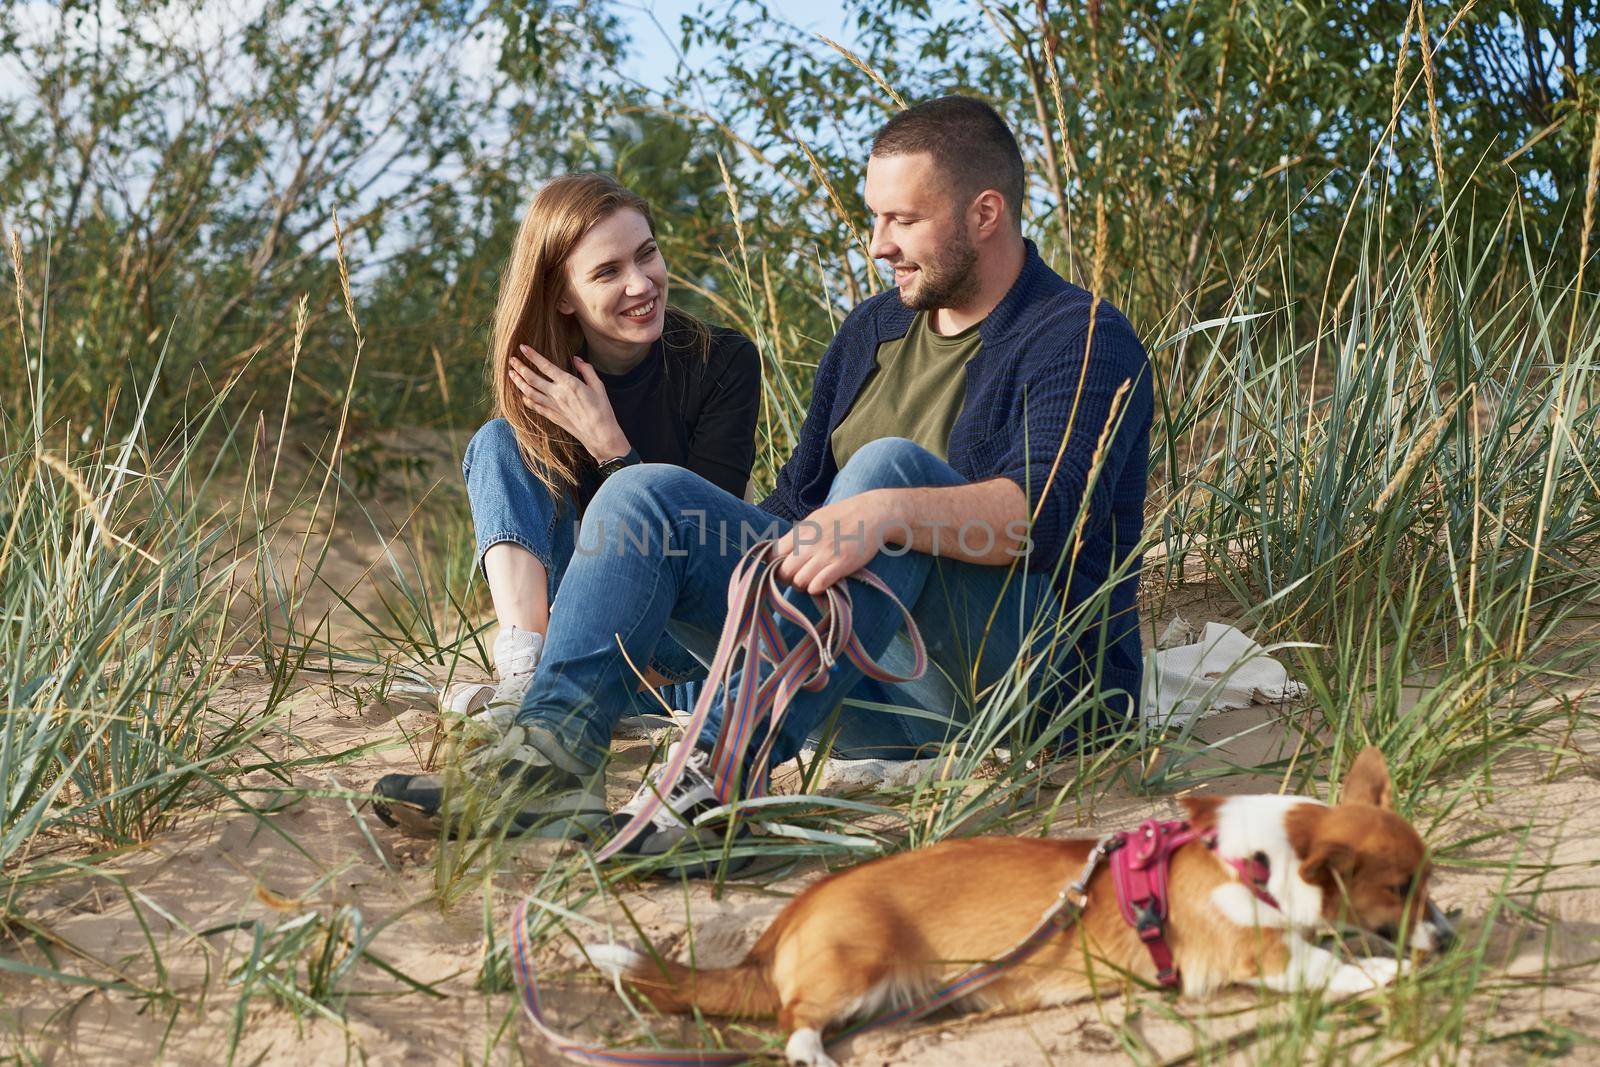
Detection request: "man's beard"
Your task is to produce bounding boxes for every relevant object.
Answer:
[898,232,980,311]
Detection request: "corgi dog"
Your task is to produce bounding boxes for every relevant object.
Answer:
[586,748,1453,1067]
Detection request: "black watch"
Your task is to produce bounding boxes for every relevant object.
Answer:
[596,450,637,481]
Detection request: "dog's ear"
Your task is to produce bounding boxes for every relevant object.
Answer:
[1179,795,1223,829]
[1340,747,1393,809]
[1298,840,1357,897]
[1289,804,1355,895]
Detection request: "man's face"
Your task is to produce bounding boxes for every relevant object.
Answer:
[864,152,979,311]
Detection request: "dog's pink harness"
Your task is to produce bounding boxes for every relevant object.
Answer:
[1107,818,1280,988]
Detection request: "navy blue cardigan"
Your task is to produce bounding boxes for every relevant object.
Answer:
[760,242,1151,718]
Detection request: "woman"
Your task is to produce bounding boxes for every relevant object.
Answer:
[447,173,761,717]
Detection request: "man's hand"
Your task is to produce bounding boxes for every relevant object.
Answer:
[509,345,631,462]
[775,478,1029,595]
[775,490,897,595]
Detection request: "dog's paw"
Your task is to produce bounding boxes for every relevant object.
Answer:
[1327,956,1401,994]
[1355,955,1404,986]
[583,942,642,980]
[785,1028,838,1067]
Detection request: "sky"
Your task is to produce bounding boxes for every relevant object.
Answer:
[613,0,862,92]
[0,0,915,274]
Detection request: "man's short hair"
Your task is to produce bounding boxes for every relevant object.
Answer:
[870,96,1025,226]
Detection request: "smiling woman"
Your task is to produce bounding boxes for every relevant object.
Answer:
[441,173,763,720]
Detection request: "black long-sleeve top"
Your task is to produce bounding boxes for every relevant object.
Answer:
[581,318,762,505]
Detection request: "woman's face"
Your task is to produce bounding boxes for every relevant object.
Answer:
[556,208,668,355]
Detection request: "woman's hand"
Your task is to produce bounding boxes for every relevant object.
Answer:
[509,344,631,462]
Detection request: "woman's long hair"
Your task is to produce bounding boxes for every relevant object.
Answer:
[489,173,705,499]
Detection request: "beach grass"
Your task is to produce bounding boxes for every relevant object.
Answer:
[2,11,1599,1063]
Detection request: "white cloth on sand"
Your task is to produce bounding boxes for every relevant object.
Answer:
[805,617,1306,790]
[1141,618,1308,728]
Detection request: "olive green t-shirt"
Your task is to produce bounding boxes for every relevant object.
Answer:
[829,311,980,467]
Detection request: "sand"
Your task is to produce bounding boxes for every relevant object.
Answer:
[5,648,1597,1064]
[3,485,1598,1064]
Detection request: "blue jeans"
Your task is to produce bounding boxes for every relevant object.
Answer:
[464,419,579,587]
[516,437,1067,774]
[463,419,706,693]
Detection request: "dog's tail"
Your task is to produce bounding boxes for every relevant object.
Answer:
[585,943,778,1018]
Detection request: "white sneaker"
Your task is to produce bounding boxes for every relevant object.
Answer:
[614,742,721,831]
[611,742,756,877]
[441,626,543,720]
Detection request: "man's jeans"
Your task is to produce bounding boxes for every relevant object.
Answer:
[516,436,1066,774]
[463,419,705,692]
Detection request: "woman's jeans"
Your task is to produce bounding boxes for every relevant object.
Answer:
[463,419,705,703]
[514,436,1072,773]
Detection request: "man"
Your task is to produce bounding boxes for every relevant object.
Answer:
[373,96,1151,856]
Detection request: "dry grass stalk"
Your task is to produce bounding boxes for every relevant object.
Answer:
[1464,389,1483,661]
[8,230,23,343]
[36,452,161,565]
[430,344,450,409]
[0,461,28,579]
[967,1,1078,280]
[1568,110,1600,357]
[1415,0,1446,337]
[1085,0,1105,105]
[1032,0,1070,152]
[713,151,749,271]
[289,211,367,600]
[815,34,907,111]
[1371,415,1443,514]
[758,253,791,368]
[1314,0,1480,337]
[6,228,38,443]
[1515,392,1569,662]
[1388,0,1417,134]
[332,211,363,348]
[1374,387,1469,512]
[1029,195,1110,534]
[1068,376,1133,565]
[266,293,309,513]
[794,138,874,276]
[1415,0,1448,195]
[1425,251,1439,340]
[1030,0,1079,262]
[1090,195,1108,301]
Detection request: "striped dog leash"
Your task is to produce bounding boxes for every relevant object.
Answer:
[594,538,927,864]
[510,836,1116,1064]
